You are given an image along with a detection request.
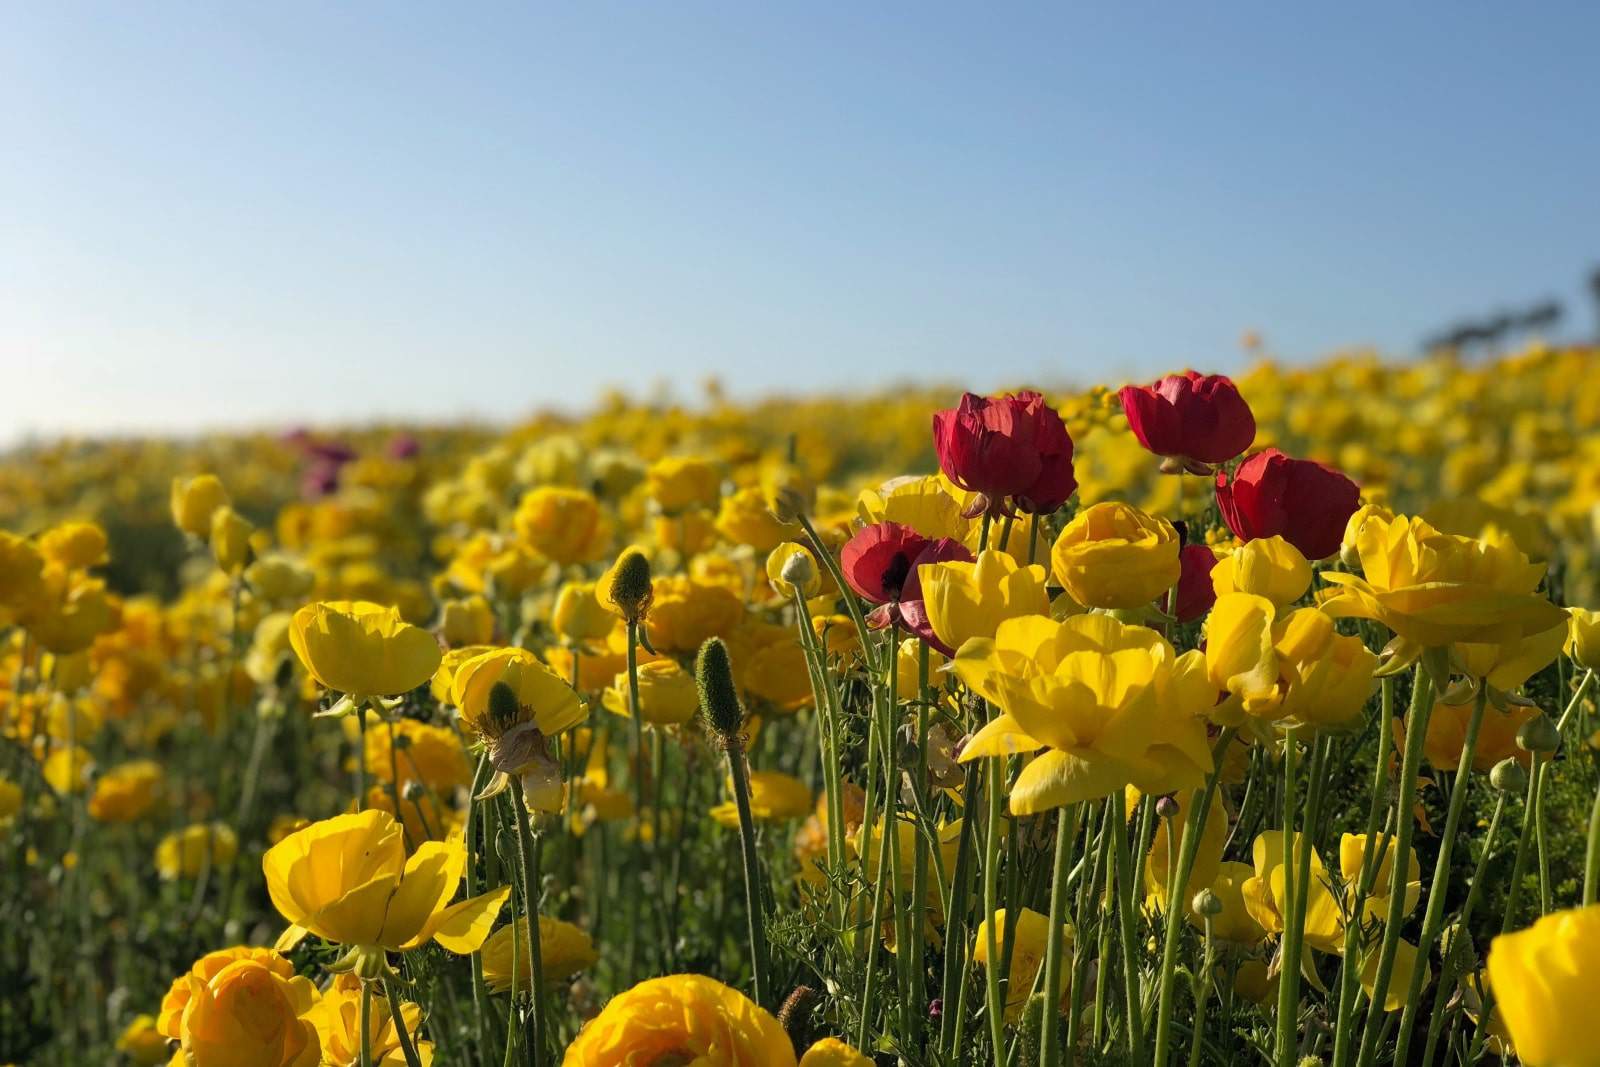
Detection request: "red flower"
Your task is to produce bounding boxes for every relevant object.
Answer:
[1172,543,1220,623]
[1119,371,1256,468]
[933,391,1077,514]
[1214,448,1359,561]
[840,522,973,650]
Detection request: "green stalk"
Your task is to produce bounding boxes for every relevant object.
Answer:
[506,778,548,1067]
[1152,728,1236,1067]
[939,758,983,1053]
[1112,787,1146,1063]
[359,980,375,1067]
[384,979,427,1067]
[722,733,771,1007]
[1039,804,1080,1067]
[1185,917,1216,1067]
[623,617,646,983]
[1392,685,1488,1064]
[797,512,878,670]
[1354,665,1436,1067]
[982,752,1007,1067]
[1274,728,1303,1067]
[857,682,897,1046]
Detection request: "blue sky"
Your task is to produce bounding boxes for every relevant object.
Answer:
[3,3,1598,440]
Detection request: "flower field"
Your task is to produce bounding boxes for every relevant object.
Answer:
[5,344,1600,1066]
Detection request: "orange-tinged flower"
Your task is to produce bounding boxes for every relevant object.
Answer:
[560,973,796,1066]
[177,959,320,1067]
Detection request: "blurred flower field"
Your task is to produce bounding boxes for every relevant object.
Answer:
[4,344,1600,1066]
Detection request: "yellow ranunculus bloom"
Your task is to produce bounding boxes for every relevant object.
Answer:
[1422,698,1539,772]
[955,614,1214,812]
[646,455,722,513]
[211,506,254,573]
[1455,618,1566,692]
[1360,938,1431,1012]
[1487,903,1600,1067]
[1239,831,1344,955]
[307,974,433,1066]
[1569,607,1600,671]
[481,915,599,993]
[43,744,92,794]
[1210,535,1311,608]
[602,658,699,726]
[177,959,321,1067]
[1206,597,1376,728]
[25,567,114,654]
[972,907,1073,1021]
[1322,515,1566,648]
[114,1013,169,1065]
[171,473,230,539]
[552,581,614,646]
[450,647,587,740]
[1340,502,1394,568]
[158,946,298,1042]
[1049,501,1181,611]
[716,486,799,552]
[513,487,611,565]
[38,520,108,569]
[858,474,972,543]
[920,549,1050,653]
[87,759,164,822]
[1338,832,1421,923]
[289,600,442,698]
[246,553,316,603]
[156,822,237,880]
[644,575,745,654]
[363,718,470,792]
[560,973,797,1066]
[262,809,509,954]
[438,594,495,647]
[799,1037,874,1067]
[710,770,813,827]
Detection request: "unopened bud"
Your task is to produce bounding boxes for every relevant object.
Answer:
[1490,758,1528,794]
[1156,794,1180,820]
[1516,713,1560,755]
[780,549,817,592]
[402,780,427,803]
[1193,888,1223,917]
[768,485,808,525]
[608,548,654,622]
[695,638,744,743]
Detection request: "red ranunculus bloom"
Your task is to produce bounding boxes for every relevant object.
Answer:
[933,391,1077,514]
[840,522,972,648]
[1118,371,1256,467]
[1173,543,1220,623]
[1214,448,1360,561]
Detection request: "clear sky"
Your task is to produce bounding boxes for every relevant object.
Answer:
[4,3,1598,441]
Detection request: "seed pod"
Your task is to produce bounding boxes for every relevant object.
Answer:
[488,681,522,733]
[608,547,655,622]
[696,638,744,743]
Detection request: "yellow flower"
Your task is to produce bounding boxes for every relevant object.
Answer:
[246,554,316,603]
[0,532,45,619]
[1340,502,1395,568]
[920,549,1051,652]
[711,770,813,827]
[1195,861,1268,945]
[799,1037,874,1067]
[1339,832,1421,923]
[38,520,108,569]
[87,759,164,822]
[955,614,1214,812]
[171,473,230,539]
[0,777,21,833]
[158,947,297,1041]
[364,719,470,792]
[766,542,821,599]
[552,581,614,646]
[1322,515,1566,648]
[1487,903,1600,1067]
[114,1014,169,1065]
[644,576,745,654]
[1239,831,1344,954]
[853,815,964,896]
[262,809,509,954]
[1455,618,1566,692]
[1422,698,1540,772]
[24,567,114,654]
[602,658,700,725]
[1205,597,1376,728]
[561,974,796,1066]
[211,506,254,573]
[289,601,442,698]
[972,907,1073,1021]
[1569,608,1600,671]
[43,744,92,794]
[858,474,971,542]
[1050,502,1182,610]
[307,974,432,1066]
[481,915,599,993]
[177,959,321,1067]
[156,822,238,880]
[438,595,495,647]
[647,455,722,513]
[1361,938,1431,1012]
[513,487,611,565]
[1210,535,1311,608]
[715,486,799,552]
[450,647,588,740]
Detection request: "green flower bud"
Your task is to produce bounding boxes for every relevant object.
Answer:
[695,637,744,743]
[1490,757,1528,794]
[1193,888,1224,917]
[1516,713,1560,755]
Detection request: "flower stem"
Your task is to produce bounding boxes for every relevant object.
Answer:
[1039,804,1080,1067]
[1420,791,1505,1067]
[506,777,548,1067]
[384,979,427,1067]
[723,732,771,1007]
[982,747,1007,1067]
[359,979,375,1067]
[1112,787,1146,1063]
[1274,728,1305,1067]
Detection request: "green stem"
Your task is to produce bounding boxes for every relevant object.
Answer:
[797,512,878,670]
[982,752,1007,1067]
[1039,804,1080,1067]
[724,736,771,1006]
[359,979,375,1067]
[506,778,547,1067]
[1392,685,1488,1065]
[1185,918,1216,1067]
[1354,665,1436,1067]
[1112,787,1145,1063]
[384,979,427,1067]
[1274,728,1303,1067]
